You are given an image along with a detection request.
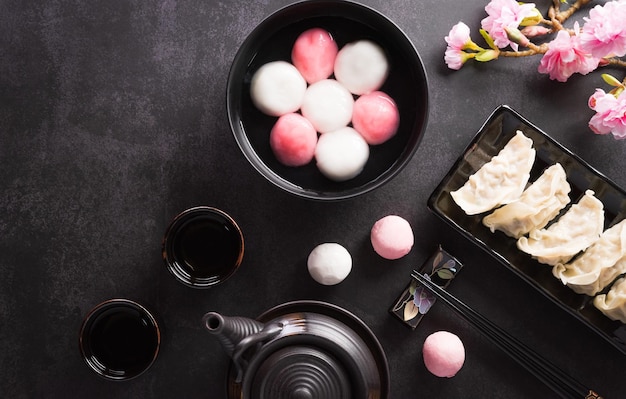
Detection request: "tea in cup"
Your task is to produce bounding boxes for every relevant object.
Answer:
[79,299,161,380]
[162,206,244,288]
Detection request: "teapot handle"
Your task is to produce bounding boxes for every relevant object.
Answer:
[232,321,284,383]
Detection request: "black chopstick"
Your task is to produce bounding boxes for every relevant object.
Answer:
[410,271,604,399]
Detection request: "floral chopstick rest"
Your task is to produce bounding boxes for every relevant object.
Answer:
[390,246,464,329]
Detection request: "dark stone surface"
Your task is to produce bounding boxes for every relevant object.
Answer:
[1,0,624,398]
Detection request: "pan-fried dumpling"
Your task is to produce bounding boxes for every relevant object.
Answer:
[552,219,626,296]
[451,131,536,215]
[482,163,571,238]
[594,276,626,323]
[516,190,604,266]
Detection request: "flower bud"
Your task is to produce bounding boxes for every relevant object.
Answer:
[601,73,624,88]
[475,49,499,62]
[505,27,531,48]
[479,29,498,51]
[520,25,550,38]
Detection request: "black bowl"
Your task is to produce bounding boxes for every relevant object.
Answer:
[227,0,429,200]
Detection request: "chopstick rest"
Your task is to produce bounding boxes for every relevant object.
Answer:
[411,271,604,399]
[390,246,463,328]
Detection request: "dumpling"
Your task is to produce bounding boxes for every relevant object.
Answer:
[516,190,604,266]
[482,163,571,238]
[552,219,626,296]
[594,276,626,323]
[451,131,535,215]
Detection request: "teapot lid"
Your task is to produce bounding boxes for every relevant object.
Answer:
[250,345,352,398]
[227,300,389,399]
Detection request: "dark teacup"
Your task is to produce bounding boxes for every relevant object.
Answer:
[162,206,244,288]
[79,299,161,380]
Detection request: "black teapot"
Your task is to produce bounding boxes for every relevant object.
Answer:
[203,300,389,399]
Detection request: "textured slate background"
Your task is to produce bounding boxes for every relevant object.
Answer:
[1,0,624,398]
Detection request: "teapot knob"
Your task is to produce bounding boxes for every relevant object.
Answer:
[291,387,313,399]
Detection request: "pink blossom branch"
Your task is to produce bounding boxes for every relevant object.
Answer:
[556,0,594,22]
[442,0,626,139]
[498,49,540,57]
[605,58,626,68]
[546,0,593,32]
[499,42,549,58]
[547,5,565,32]
[539,18,556,29]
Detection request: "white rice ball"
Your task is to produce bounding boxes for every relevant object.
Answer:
[250,61,307,117]
[307,243,352,285]
[300,79,354,133]
[334,40,389,95]
[315,127,369,181]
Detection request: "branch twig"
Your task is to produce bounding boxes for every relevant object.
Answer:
[557,0,594,22]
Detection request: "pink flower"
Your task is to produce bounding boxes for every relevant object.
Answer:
[444,48,471,70]
[580,1,626,58]
[481,0,536,51]
[588,89,626,139]
[537,30,600,82]
[444,22,476,70]
[445,22,471,50]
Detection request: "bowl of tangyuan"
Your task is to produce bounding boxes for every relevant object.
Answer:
[227,0,429,200]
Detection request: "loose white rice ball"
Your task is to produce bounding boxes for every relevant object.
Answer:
[307,243,352,285]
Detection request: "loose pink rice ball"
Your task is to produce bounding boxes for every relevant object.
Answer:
[270,113,318,166]
[291,28,338,84]
[352,91,400,145]
[370,215,414,260]
[422,331,465,378]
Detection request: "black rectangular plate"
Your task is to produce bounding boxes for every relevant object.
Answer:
[427,104,626,355]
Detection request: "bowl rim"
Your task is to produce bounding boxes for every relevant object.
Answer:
[227,0,429,201]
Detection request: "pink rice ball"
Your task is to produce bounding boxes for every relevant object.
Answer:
[370,215,414,260]
[270,113,318,166]
[422,331,465,378]
[352,91,400,145]
[291,28,338,84]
